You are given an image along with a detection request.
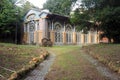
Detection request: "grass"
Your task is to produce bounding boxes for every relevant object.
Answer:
[82,44,120,74]
[45,45,108,80]
[0,43,43,79]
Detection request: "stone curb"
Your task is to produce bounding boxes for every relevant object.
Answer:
[8,51,49,80]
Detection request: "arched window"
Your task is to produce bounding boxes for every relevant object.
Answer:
[29,21,35,32]
[54,22,62,31]
[54,22,63,45]
[65,24,73,44]
[65,24,72,32]
[27,14,36,20]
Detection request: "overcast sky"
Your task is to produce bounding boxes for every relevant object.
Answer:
[26,0,47,8]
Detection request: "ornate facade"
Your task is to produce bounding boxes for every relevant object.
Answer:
[22,9,99,45]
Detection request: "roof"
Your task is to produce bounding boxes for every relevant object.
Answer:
[24,8,70,22]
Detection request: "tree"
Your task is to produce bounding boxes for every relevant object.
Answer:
[99,7,120,43]
[0,0,18,42]
[71,0,120,43]
[43,0,77,16]
[70,8,91,33]
[0,0,34,43]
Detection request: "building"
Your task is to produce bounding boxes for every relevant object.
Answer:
[22,9,100,45]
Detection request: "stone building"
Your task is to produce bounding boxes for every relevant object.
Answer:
[22,9,100,45]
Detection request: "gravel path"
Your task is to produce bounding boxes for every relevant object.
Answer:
[24,48,120,80]
[24,53,55,80]
[81,50,120,80]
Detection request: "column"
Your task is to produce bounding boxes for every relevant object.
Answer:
[63,32,66,44]
[27,23,30,44]
[34,21,37,43]
[50,30,55,44]
[64,22,65,31]
[81,33,84,44]
[52,20,54,30]
[34,31,36,43]
[38,30,42,44]
[73,32,76,44]
[94,31,98,43]
[97,31,100,43]
[88,31,91,43]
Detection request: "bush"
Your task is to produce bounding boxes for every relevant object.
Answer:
[42,38,48,47]
[41,38,53,47]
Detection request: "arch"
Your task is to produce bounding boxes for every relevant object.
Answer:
[65,24,72,32]
[53,22,63,45]
[53,22,62,31]
[29,21,35,32]
[27,13,36,20]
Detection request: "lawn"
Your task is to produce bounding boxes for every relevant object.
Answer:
[0,43,43,79]
[82,44,120,74]
[45,45,108,80]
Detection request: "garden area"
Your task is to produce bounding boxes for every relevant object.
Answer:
[45,45,115,80]
[0,43,120,80]
[0,43,49,80]
[82,44,120,75]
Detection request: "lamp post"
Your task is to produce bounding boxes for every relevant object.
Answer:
[15,11,18,44]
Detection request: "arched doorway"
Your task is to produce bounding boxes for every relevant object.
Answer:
[54,22,63,45]
[29,21,35,44]
[65,24,73,44]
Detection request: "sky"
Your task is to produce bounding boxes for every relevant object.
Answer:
[26,0,81,10]
[26,0,47,8]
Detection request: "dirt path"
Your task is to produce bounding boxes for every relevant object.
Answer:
[80,50,120,80]
[24,46,120,80]
[45,46,120,80]
[24,53,55,80]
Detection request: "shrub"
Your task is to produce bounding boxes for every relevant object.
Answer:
[42,38,48,47]
[41,38,53,47]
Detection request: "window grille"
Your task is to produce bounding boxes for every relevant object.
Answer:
[84,34,88,43]
[54,22,63,45]
[66,32,73,44]
[76,32,81,44]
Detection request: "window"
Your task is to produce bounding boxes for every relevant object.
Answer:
[29,21,35,32]
[65,24,72,32]
[27,14,35,20]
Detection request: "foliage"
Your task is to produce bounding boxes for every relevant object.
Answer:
[43,0,77,16]
[70,8,91,32]
[0,0,17,32]
[71,0,120,43]
[0,0,34,43]
[99,7,120,43]
[20,1,35,18]
[0,0,18,43]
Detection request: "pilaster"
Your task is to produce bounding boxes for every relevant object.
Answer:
[63,32,66,44]
[88,31,92,43]
[38,30,43,44]
[81,33,84,44]
[50,30,55,44]
[73,32,76,44]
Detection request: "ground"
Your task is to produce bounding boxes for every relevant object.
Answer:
[0,43,43,79]
[82,44,120,73]
[45,45,119,80]
[0,43,120,80]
